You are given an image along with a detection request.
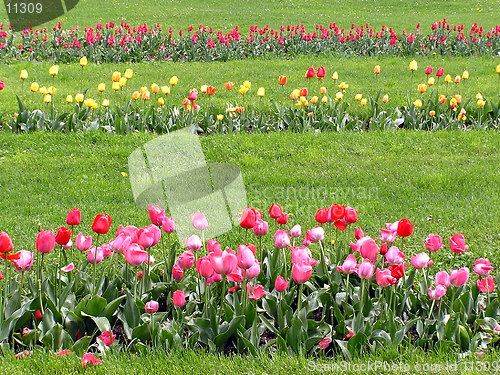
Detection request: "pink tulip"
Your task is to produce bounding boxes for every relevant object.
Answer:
[450,233,468,254]
[116,225,139,243]
[385,221,399,232]
[477,276,495,293]
[274,230,290,249]
[66,208,81,226]
[207,239,221,254]
[428,285,447,301]
[209,249,237,275]
[292,261,313,284]
[377,229,397,244]
[275,276,289,292]
[207,272,222,285]
[137,225,161,249]
[162,217,175,233]
[474,258,493,276]
[252,219,268,236]
[337,254,358,274]
[191,213,208,231]
[290,224,302,238]
[196,256,214,278]
[350,236,378,262]
[384,246,405,265]
[246,260,261,280]
[425,234,443,252]
[109,233,126,253]
[145,300,159,314]
[343,327,354,340]
[98,331,115,346]
[319,337,332,350]
[344,206,358,224]
[306,226,325,243]
[185,234,203,251]
[237,244,255,269]
[61,263,75,273]
[227,267,244,283]
[178,251,195,270]
[376,268,397,287]
[172,264,184,281]
[354,227,364,240]
[173,290,186,307]
[124,243,148,267]
[290,247,313,266]
[82,353,102,367]
[88,246,104,265]
[10,250,34,272]
[357,260,375,280]
[435,271,450,287]
[101,243,113,258]
[247,284,269,300]
[449,268,469,287]
[36,230,55,254]
[147,204,166,226]
[411,253,433,270]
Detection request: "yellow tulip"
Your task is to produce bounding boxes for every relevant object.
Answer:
[439,95,447,104]
[132,91,140,100]
[320,86,327,95]
[462,70,469,80]
[158,97,164,106]
[111,71,121,82]
[112,82,120,91]
[413,99,423,108]
[20,70,28,80]
[142,91,150,100]
[290,90,299,100]
[217,114,224,121]
[103,99,110,107]
[239,86,248,95]
[140,86,148,94]
[427,77,435,86]
[200,85,208,94]
[360,98,367,106]
[429,110,436,116]
[118,77,127,87]
[39,86,47,95]
[335,92,343,101]
[151,83,160,94]
[30,82,39,92]
[124,68,133,79]
[49,65,59,76]
[161,86,170,95]
[66,95,73,103]
[243,80,251,89]
[355,94,362,101]
[477,99,486,107]
[79,56,87,67]
[454,76,461,84]
[338,82,348,91]
[43,95,51,103]
[257,87,265,97]
[409,60,418,72]
[98,83,106,92]
[418,84,427,93]
[445,74,452,83]
[476,93,483,101]
[382,94,389,103]
[48,86,56,96]
[310,96,318,104]
[496,64,500,74]
[321,95,328,104]
[75,93,84,103]
[92,101,98,110]
[84,98,94,108]
[169,76,179,86]
[331,71,338,81]
[374,65,381,74]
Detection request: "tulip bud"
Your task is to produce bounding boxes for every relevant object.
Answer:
[75,93,84,103]
[257,87,265,97]
[409,60,418,71]
[66,95,73,103]
[111,71,121,82]
[382,94,389,103]
[79,56,87,67]
[161,86,170,95]
[169,76,179,86]
[49,65,59,76]
[373,65,381,74]
[20,70,28,80]
[98,83,105,92]
[462,70,469,80]
[217,114,224,121]
[30,82,39,92]
[124,69,133,79]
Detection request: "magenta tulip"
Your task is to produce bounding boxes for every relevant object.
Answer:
[411,252,433,270]
[207,239,220,254]
[145,300,159,313]
[66,208,81,226]
[306,226,325,243]
[450,233,468,254]
[474,258,493,276]
[173,290,186,307]
[227,267,244,283]
[196,256,214,279]
[290,224,301,238]
[357,260,375,280]
[109,233,127,253]
[82,353,102,368]
[172,264,184,281]
[209,249,237,275]
[36,230,55,254]
[162,217,175,233]
[376,268,397,287]
[428,285,447,301]
[137,225,161,248]
[354,227,364,240]
[292,261,313,284]
[88,246,104,265]
[275,276,289,292]
[247,284,269,300]
[477,276,495,293]
[337,254,358,274]
[237,244,255,269]
[435,271,450,287]
[252,219,268,237]
[10,250,34,272]
[350,236,378,262]
[147,205,166,226]
[116,225,139,243]
[377,229,397,244]
[246,260,261,280]
[291,247,317,266]
[344,206,358,224]
[185,235,203,252]
[425,233,443,252]
[384,246,405,265]
[319,337,332,350]
[98,331,116,346]
[450,268,469,287]
[178,251,195,270]
[123,243,148,267]
[274,230,290,249]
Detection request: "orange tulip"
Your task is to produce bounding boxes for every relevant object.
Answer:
[225,81,234,90]
[278,75,287,85]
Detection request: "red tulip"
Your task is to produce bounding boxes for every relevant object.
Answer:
[305,66,315,78]
[436,67,444,77]
[278,75,287,85]
[35,309,42,320]
[145,300,159,313]
[269,203,282,219]
[247,243,257,255]
[396,219,413,237]
[292,261,312,284]
[276,213,288,225]
[82,353,102,368]
[206,86,216,95]
[92,214,112,234]
[328,204,345,222]
[477,276,495,293]
[0,232,13,254]
[299,88,308,97]
[66,208,81,226]
[316,66,325,78]
[275,275,289,292]
[389,263,406,279]
[98,331,116,346]
[0,79,4,90]
[36,230,55,254]
[172,264,184,281]
[147,205,166,226]
[425,66,433,75]
[178,251,195,270]
[240,207,257,229]
[173,290,186,307]
[55,226,72,246]
[315,208,328,224]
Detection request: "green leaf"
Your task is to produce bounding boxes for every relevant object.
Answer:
[84,295,108,316]
[123,292,140,328]
[40,323,74,351]
[215,315,244,350]
[72,336,92,355]
[194,318,215,344]
[80,312,110,333]
[103,295,126,320]
[132,323,151,342]
[445,314,459,340]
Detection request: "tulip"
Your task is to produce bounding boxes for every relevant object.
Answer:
[477,276,495,293]
[331,71,338,81]
[410,252,433,269]
[276,213,288,225]
[299,88,308,97]
[454,76,461,84]
[79,56,87,67]
[247,284,269,300]
[439,94,446,104]
[207,239,220,254]
[357,260,375,280]
[374,65,381,74]
[337,254,358,274]
[496,64,500,74]
[376,268,397,287]
[49,65,59,76]
[151,83,159,94]
[137,225,161,249]
[206,85,215,95]
[209,249,237,275]
[75,93,84,102]
[382,94,389,103]
[350,236,378,262]
[385,246,405,265]
[290,90,299,100]
[98,331,115,346]
[162,217,175,233]
[172,264,184,281]
[10,250,34,272]
[66,95,73,103]
[307,226,324,243]
[428,285,447,301]
[279,75,287,85]
[355,94,362,101]
[316,66,325,79]
[178,251,195,270]
[474,258,493,276]
[200,85,207,94]
[320,87,327,95]
[30,82,39,92]
[360,98,367,106]
[417,84,427,93]
[161,86,170,95]
[196,256,214,278]
[237,244,255,269]
[92,214,112,234]
[20,69,28,80]
[275,276,289,292]
[143,300,159,314]
[315,208,328,223]
[243,80,251,89]
[124,243,147,267]
[88,246,104,265]
[425,66,432,75]
[305,66,315,78]
[75,233,92,252]
[436,67,444,77]
[397,219,413,237]
[354,227,364,240]
[413,99,423,108]
[477,99,486,107]
[124,68,133,79]
[0,232,13,254]
[319,337,332,350]
[191,213,208,231]
[338,82,348,91]
[82,353,102,367]
[425,234,443,252]
[36,230,55,254]
[225,81,234,90]
[257,87,265,97]
[445,74,452,83]
[290,224,301,238]
[103,99,110,108]
[409,60,418,71]
[240,207,257,229]
[55,226,72,246]
[173,290,186,307]
[252,219,268,236]
[111,71,121,82]
[428,77,435,86]
[40,86,47,95]
[97,83,105,92]
[246,260,261,280]
[44,95,51,104]
[291,247,317,266]
[462,70,469,80]
[449,233,468,253]
[185,235,203,252]
[435,271,450,287]
[293,261,313,284]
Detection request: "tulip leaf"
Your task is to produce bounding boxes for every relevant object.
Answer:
[103,295,126,321]
[215,315,244,350]
[235,329,257,357]
[485,299,499,318]
[259,315,279,337]
[132,323,151,342]
[194,318,215,344]
[72,336,92,355]
[40,323,74,351]
[445,314,459,340]
[335,339,352,360]
[123,292,141,329]
[80,312,111,333]
[84,295,108,317]
[5,292,21,317]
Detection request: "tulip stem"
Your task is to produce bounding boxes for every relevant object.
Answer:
[282,248,288,279]
[345,274,350,303]
[161,234,167,281]
[319,240,327,276]
[450,289,456,314]
[134,271,138,301]
[297,283,303,314]
[39,253,45,315]
[218,277,226,321]
[92,258,97,296]
[428,300,435,319]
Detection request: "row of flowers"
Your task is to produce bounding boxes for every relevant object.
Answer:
[0,200,498,361]
[1,19,500,62]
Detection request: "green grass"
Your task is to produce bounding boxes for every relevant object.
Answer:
[1,0,499,36]
[1,55,499,116]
